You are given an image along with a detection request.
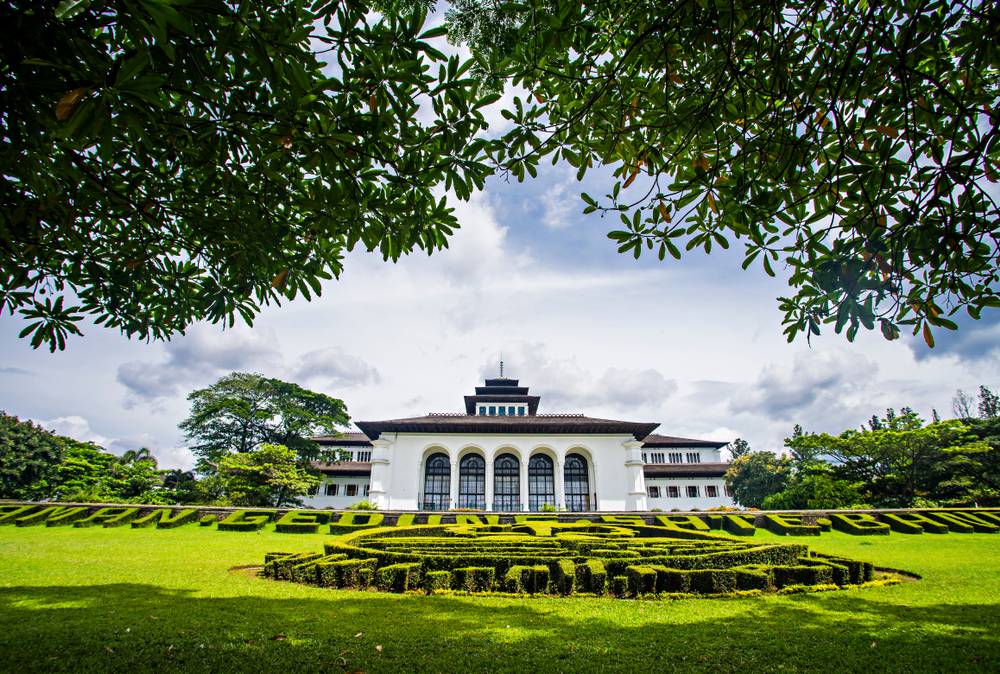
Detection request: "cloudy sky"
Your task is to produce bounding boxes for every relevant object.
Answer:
[2,19,998,470]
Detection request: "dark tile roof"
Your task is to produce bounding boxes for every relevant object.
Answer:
[643,462,730,478]
[641,433,728,448]
[312,460,372,476]
[312,432,373,446]
[356,414,659,440]
[464,395,541,415]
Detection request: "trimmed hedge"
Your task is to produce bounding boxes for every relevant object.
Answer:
[830,513,890,536]
[626,565,657,596]
[936,511,999,533]
[655,515,711,532]
[13,506,68,526]
[423,570,451,593]
[762,514,821,536]
[329,512,385,536]
[276,510,331,534]
[217,510,275,532]
[610,575,628,598]
[199,514,217,527]
[815,518,832,532]
[316,557,377,588]
[550,558,575,595]
[503,565,549,593]
[452,567,495,592]
[375,563,422,592]
[722,514,756,536]
[878,512,947,534]
[73,507,139,528]
[772,564,835,588]
[0,505,35,525]
[575,559,607,594]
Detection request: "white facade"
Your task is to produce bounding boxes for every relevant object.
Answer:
[302,377,734,512]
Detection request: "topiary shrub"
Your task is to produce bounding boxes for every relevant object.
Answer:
[626,566,657,596]
[329,512,385,536]
[375,563,422,592]
[878,512,946,534]
[575,559,607,594]
[934,511,999,533]
[763,514,821,536]
[41,507,89,527]
[452,567,494,592]
[722,514,756,536]
[610,575,629,598]
[830,513,890,536]
[815,517,832,532]
[73,507,139,528]
[655,515,711,532]
[199,514,217,527]
[0,505,36,525]
[550,559,576,595]
[423,570,451,593]
[217,510,275,532]
[316,557,377,588]
[276,510,331,534]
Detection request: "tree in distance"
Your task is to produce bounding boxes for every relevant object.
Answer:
[179,371,351,475]
[447,0,1000,345]
[1,0,493,351]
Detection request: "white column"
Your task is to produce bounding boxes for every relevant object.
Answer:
[624,439,648,511]
[449,459,459,510]
[485,453,494,511]
[368,438,393,510]
[520,457,530,511]
[554,456,565,511]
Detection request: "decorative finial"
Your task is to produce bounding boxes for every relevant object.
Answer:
[500,352,504,378]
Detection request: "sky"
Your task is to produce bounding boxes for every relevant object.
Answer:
[2,15,998,470]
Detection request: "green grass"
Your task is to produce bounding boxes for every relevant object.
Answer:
[0,526,998,672]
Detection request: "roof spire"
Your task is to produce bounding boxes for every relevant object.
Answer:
[499,352,504,378]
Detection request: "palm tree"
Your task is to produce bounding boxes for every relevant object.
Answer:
[119,447,157,467]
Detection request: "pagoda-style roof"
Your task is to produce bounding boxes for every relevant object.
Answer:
[643,462,730,478]
[640,433,728,449]
[464,376,540,414]
[356,414,659,441]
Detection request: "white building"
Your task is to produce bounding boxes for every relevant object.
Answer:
[304,377,733,512]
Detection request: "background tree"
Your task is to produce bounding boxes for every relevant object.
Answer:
[979,386,1000,419]
[179,372,351,474]
[727,437,751,460]
[761,469,864,510]
[0,411,64,499]
[953,389,976,419]
[724,451,791,508]
[216,443,319,507]
[1,0,493,351]
[448,0,1000,345]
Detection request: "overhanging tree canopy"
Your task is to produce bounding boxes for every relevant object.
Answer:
[1,0,493,350]
[448,0,999,345]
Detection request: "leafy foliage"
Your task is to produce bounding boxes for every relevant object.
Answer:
[217,443,319,507]
[0,411,64,499]
[724,451,790,508]
[1,0,493,350]
[447,0,1000,344]
[179,371,351,473]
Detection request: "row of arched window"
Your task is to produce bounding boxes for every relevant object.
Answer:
[422,453,592,511]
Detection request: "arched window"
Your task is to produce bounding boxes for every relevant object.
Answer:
[458,454,486,509]
[528,454,555,511]
[564,453,591,512]
[422,453,450,511]
[493,453,520,511]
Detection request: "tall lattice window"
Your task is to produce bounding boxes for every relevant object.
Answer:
[564,453,590,511]
[493,453,520,511]
[528,454,555,511]
[458,454,486,509]
[422,453,450,511]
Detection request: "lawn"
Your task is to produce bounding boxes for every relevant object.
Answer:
[0,525,998,673]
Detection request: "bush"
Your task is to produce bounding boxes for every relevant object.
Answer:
[626,566,657,596]
[762,514,820,536]
[199,514,217,526]
[655,515,711,532]
[276,510,331,534]
[329,512,385,535]
[316,557,377,588]
[44,506,89,527]
[423,570,451,593]
[771,565,835,588]
[347,501,379,511]
[937,511,999,533]
[452,567,495,592]
[830,513,890,536]
[503,565,549,593]
[375,563,422,592]
[610,576,629,598]
[722,514,756,536]
[575,559,607,594]
[878,512,947,534]
[73,507,139,528]
[0,505,35,525]
[217,509,275,532]
[550,559,575,595]
[688,569,738,594]
[815,517,832,532]
[734,567,773,591]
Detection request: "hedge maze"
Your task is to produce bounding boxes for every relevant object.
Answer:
[262,521,882,599]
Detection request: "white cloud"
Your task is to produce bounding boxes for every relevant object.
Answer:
[36,415,195,470]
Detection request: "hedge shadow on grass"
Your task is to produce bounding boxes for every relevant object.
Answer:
[0,583,997,673]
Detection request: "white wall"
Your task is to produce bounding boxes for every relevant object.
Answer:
[645,477,734,511]
[369,432,644,512]
[303,475,371,509]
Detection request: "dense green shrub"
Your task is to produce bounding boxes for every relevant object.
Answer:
[830,513,891,536]
[423,570,451,593]
[626,566,657,596]
[73,507,139,528]
[217,509,275,532]
[575,559,607,594]
[938,511,999,533]
[762,514,820,536]
[815,518,832,532]
[503,565,549,593]
[722,514,756,536]
[655,515,711,531]
[329,512,385,535]
[375,563,422,592]
[688,569,738,594]
[0,505,35,525]
[734,567,773,591]
[879,512,947,533]
[551,559,575,595]
[316,557,377,588]
[928,511,977,533]
[452,567,495,592]
[610,576,629,598]
[199,514,216,527]
[276,510,331,534]
[772,565,835,588]
[42,506,89,527]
